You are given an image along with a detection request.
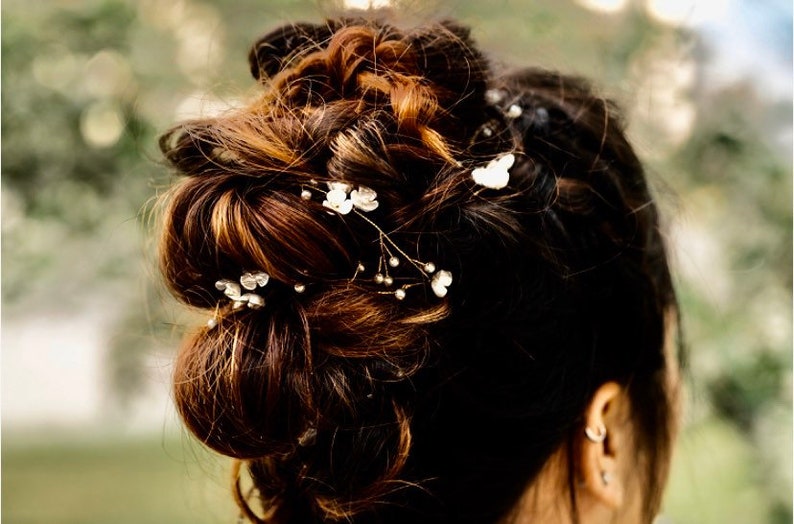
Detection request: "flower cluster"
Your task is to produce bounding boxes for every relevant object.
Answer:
[307,182,453,301]
[430,269,453,298]
[215,271,270,310]
[322,182,379,214]
[210,149,515,322]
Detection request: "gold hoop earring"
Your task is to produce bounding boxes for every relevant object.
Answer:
[584,423,607,443]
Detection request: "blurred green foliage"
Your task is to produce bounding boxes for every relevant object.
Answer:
[3,435,236,524]
[2,0,791,523]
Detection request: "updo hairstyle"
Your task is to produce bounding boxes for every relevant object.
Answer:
[158,17,678,524]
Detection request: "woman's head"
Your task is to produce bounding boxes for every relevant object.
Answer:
[158,17,681,524]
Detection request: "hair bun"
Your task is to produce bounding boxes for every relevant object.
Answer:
[248,21,338,81]
[161,17,505,522]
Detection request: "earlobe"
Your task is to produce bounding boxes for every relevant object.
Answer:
[578,381,626,510]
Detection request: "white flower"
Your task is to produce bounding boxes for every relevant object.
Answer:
[471,153,515,190]
[231,292,264,310]
[322,183,379,215]
[431,269,453,298]
[216,280,242,300]
[241,293,264,309]
[350,185,379,212]
[240,271,270,290]
[323,188,354,214]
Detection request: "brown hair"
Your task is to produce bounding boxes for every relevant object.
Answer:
[158,17,679,524]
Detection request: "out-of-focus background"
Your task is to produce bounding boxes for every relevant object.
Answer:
[2,0,791,522]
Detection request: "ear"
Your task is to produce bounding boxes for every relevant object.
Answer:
[578,381,629,510]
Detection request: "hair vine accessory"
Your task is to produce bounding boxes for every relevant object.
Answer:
[208,150,513,317]
[208,271,306,328]
[430,270,453,298]
[215,271,270,310]
[584,423,607,443]
[322,182,379,214]
[484,87,549,134]
[485,88,505,105]
[505,104,523,119]
[472,153,515,190]
[485,88,523,118]
[302,182,452,300]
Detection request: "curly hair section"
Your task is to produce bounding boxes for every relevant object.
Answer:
[160,17,491,523]
[159,16,678,524]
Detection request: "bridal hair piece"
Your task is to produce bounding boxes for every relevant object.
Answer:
[215,271,271,310]
[306,180,453,301]
[471,153,515,190]
[207,151,516,318]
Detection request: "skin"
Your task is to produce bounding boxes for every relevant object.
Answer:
[510,315,683,524]
[507,382,641,524]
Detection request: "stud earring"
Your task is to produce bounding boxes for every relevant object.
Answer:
[584,423,607,443]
